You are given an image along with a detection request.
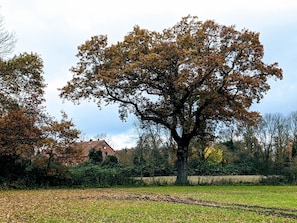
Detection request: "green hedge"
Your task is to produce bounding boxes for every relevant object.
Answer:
[68,163,135,187]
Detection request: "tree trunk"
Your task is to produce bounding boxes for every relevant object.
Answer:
[175,144,189,185]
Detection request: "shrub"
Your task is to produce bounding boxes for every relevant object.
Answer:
[68,162,135,187]
[88,148,103,163]
[25,155,72,187]
[282,165,297,184]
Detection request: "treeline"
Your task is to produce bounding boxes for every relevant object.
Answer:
[117,113,297,184]
[1,112,297,188]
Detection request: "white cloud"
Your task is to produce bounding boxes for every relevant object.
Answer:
[109,130,138,150]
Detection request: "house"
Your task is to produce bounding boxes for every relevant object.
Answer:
[57,139,116,166]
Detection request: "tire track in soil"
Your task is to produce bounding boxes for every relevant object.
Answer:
[76,193,297,220]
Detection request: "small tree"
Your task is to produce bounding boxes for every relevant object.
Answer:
[0,15,16,57]
[89,148,103,163]
[61,16,282,184]
[38,111,81,166]
[102,155,118,167]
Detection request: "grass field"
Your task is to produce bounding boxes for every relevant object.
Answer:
[0,185,296,222]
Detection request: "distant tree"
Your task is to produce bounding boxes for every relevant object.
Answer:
[132,122,175,177]
[0,15,16,57]
[254,114,281,173]
[102,155,118,167]
[39,111,81,166]
[60,15,282,184]
[204,146,223,165]
[272,114,291,172]
[288,112,297,161]
[89,148,103,163]
[239,114,291,174]
[116,148,134,167]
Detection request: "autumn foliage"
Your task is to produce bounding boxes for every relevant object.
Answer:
[61,15,282,184]
[0,25,81,186]
[0,14,286,187]
[0,109,41,157]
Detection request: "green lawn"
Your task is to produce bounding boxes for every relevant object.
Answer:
[0,186,296,222]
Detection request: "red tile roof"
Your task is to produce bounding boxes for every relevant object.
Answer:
[56,140,116,166]
[73,139,116,158]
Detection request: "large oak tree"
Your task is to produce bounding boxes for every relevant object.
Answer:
[60,16,282,184]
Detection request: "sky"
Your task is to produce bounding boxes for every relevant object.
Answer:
[0,0,297,149]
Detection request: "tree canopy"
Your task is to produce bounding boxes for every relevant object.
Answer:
[0,15,82,185]
[0,53,46,115]
[60,15,282,184]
